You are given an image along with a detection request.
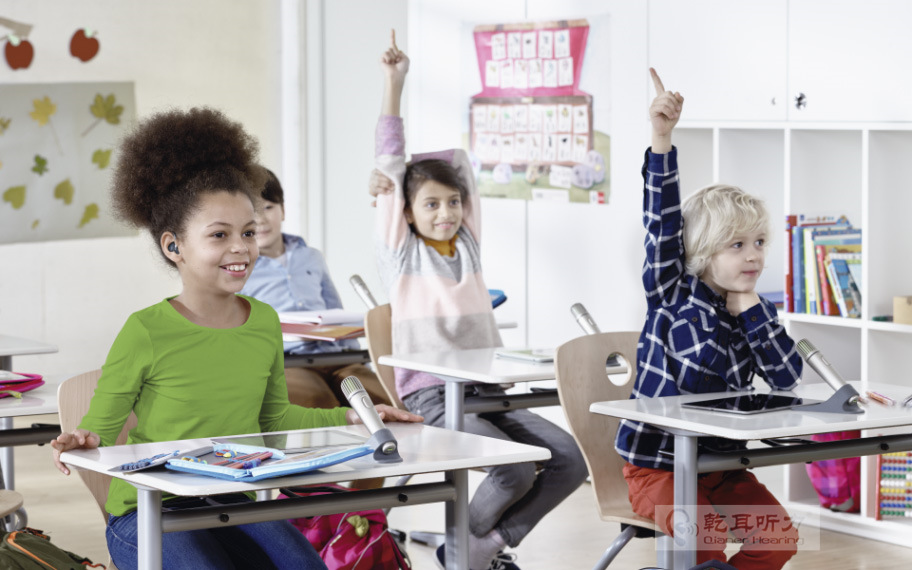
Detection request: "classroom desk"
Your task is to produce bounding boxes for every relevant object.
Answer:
[379,347,561,431]
[0,334,59,493]
[60,423,550,570]
[590,382,912,569]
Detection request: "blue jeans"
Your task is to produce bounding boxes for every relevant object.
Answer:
[106,494,326,570]
[404,384,587,547]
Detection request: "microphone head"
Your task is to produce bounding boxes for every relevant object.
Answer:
[570,303,588,319]
[349,274,365,287]
[341,375,367,400]
[796,338,819,360]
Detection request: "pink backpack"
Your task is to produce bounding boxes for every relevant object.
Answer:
[278,484,410,569]
[805,430,861,512]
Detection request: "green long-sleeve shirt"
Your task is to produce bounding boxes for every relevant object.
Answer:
[79,296,348,515]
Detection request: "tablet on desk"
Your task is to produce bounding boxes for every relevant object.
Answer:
[495,348,554,363]
[681,394,821,415]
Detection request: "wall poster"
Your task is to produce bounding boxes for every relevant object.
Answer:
[0,81,136,244]
[469,19,609,204]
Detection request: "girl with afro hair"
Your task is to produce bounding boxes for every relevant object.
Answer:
[51,107,420,570]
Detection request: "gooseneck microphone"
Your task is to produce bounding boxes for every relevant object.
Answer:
[349,274,379,309]
[341,376,401,461]
[796,339,861,407]
[571,303,602,335]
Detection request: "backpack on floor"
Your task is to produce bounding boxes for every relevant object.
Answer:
[278,484,410,570]
[0,527,105,569]
[805,430,861,512]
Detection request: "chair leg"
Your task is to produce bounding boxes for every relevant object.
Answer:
[656,533,673,569]
[592,525,638,570]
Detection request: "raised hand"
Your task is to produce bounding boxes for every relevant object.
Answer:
[649,68,684,153]
[380,29,410,82]
[51,429,100,475]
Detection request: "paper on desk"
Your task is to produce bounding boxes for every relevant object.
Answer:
[278,309,364,326]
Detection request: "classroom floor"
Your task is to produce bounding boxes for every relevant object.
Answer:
[13,413,912,569]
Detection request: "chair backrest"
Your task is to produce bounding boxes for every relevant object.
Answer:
[554,331,657,529]
[57,369,137,525]
[364,304,405,410]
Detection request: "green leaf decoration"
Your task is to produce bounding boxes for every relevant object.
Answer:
[32,154,48,175]
[90,94,124,126]
[92,149,112,169]
[54,179,75,205]
[0,117,10,134]
[29,97,57,126]
[3,186,26,209]
[79,203,99,228]
[31,219,39,230]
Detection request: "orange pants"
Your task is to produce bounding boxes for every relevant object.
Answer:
[623,463,799,570]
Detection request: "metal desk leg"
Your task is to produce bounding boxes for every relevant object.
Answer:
[136,485,163,570]
[443,378,465,431]
[673,433,698,570]
[445,468,470,570]
[0,416,13,491]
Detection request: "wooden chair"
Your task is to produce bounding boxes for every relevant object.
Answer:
[57,369,135,570]
[0,489,25,532]
[364,303,405,410]
[554,331,668,569]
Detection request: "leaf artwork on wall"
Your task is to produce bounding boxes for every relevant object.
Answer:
[79,203,99,228]
[0,81,136,244]
[32,154,48,175]
[92,148,112,169]
[82,93,124,137]
[29,96,63,154]
[3,185,26,209]
[54,179,75,205]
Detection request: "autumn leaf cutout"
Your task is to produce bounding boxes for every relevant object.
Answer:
[83,93,124,137]
[54,179,75,204]
[29,96,63,154]
[32,154,48,175]
[92,149,112,169]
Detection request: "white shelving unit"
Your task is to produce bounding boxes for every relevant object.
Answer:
[674,121,912,545]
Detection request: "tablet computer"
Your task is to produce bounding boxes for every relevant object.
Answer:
[680,394,821,415]
[494,348,554,363]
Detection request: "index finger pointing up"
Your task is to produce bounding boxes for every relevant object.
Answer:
[650,67,666,95]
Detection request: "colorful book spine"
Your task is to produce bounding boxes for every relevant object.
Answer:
[784,214,797,313]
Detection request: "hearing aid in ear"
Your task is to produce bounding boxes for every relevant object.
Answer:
[168,242,180,254]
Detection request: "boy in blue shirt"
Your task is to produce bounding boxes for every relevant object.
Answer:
[242,167,390,409]
[615,70,804,569]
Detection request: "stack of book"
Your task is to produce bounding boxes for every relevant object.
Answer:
[784,214,861,317]
[278,309,365,342]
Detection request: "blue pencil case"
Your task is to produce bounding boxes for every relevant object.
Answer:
[165,442,373,482]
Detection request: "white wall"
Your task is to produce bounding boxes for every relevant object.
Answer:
[0,0,285,375]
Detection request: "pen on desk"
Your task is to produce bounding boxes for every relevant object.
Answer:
[866,391,895,406]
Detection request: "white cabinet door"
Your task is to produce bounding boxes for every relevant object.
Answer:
[648,0,788,121]
[789,0,912,122]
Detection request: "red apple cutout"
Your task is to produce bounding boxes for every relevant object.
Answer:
[70,29,99,62]
[5,35,34,70]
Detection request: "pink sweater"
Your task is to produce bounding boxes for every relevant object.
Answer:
[374,115,502,400]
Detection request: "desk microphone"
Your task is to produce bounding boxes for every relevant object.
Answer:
[796,339,860,405]
[349,274,379,309]
[341,376,401,461]
[571,303,601,335]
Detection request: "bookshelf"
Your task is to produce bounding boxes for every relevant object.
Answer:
[674,122,912,545]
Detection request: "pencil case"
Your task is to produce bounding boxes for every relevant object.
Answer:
[0,372,44,399]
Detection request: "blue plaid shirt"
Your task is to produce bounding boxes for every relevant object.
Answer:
[241,234,359,355]
[615,148,803,470]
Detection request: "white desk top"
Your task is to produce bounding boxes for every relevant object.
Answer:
[0,334,58,358]
[591,382,912,440]
[60,423,551,497]
[0,374,64,418]
[379,347,555,384]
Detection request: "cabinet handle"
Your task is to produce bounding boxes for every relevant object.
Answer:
[794,92,807,110]
[771,97,777,106]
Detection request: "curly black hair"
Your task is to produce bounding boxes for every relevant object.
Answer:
[111,107,266,265]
